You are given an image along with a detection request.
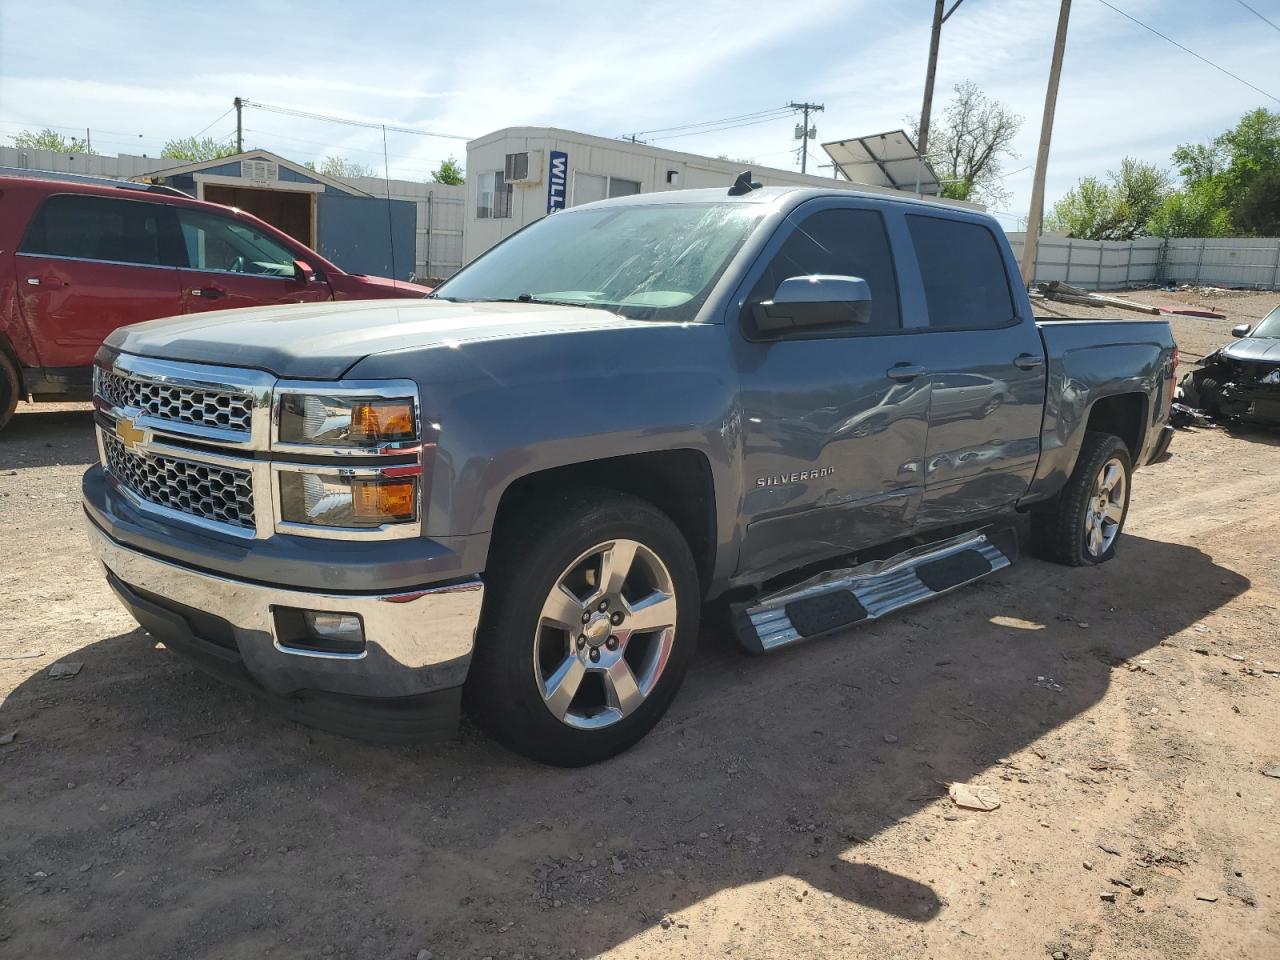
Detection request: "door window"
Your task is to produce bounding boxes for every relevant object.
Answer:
[174,208,298,278]
[20,194,178,267]
[907,215,1015,329]
[746,207,901,334]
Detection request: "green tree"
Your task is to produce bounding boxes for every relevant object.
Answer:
[910,81,1022,205]
[161,136,237,162]
[1166,108,1280,234]
[1147,181,1232,238]
[1234,168,1280,236]
[430,155,465,185]
[306,155,377,178]
[11,128,95,154]
[1046,158,1171,240]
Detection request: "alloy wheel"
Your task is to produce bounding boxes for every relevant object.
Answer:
[1084,457,1126,557]
[532,539,677,730]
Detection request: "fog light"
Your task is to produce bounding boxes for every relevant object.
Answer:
[305,611,364,645]
[273,607,366,655]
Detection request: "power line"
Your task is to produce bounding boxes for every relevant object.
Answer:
[239,100,471,140]
[626,106,795,140]
[649,113,799,142]
[1231,0,1280,33]
[191,108,235,139]
[1094,0,1280,104]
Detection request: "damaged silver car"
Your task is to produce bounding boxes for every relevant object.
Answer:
[1181,303,1280,425]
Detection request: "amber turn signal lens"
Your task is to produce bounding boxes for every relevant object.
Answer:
[351,478,417,522]
[352,400,415,443]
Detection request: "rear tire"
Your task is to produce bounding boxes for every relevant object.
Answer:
[465,488,700,766]
[0,351,20,433]
[1031,432,1132,566]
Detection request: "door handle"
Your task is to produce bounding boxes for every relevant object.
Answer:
[26,277,68,288]
[25,277,41,286]
[886,363,928,382]
[191,287,226,300]
[1013,353,1045,370]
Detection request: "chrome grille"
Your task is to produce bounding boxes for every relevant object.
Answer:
[102,432,255,530]
[95,367,254,434]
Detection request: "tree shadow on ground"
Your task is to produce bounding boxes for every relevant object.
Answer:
[0,532,1249,959]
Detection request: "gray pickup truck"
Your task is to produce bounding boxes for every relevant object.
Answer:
[81,183,1175,765]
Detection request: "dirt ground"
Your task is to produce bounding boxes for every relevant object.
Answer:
[2,300,1278,960]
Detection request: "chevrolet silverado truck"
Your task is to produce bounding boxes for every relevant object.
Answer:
[81,183,1176,766]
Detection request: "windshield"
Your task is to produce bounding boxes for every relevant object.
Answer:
[432,203,764,321]
[1252,304,1280,338]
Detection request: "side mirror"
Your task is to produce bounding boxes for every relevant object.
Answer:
[292,259,314,284]
[1231,323,1252,338]
[752,275,873,334]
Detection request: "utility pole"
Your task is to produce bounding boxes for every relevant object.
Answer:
[85,128,91,153]
[917,0,965,157]
[1020,0,1072,287]
[234,97,244,153]
[789,101,824,174]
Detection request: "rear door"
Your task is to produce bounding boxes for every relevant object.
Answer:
[902,213,1047,526]
[15,193,184,368]
[173,207,332,313]
[734,200,932,580]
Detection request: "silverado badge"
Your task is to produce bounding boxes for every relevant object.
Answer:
[756,466,834,487]
[115,417,150,452]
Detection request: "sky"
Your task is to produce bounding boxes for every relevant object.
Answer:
[1,0,1277,229]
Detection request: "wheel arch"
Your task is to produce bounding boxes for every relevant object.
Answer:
[489,449,718,594]
[1084,391,1148,460]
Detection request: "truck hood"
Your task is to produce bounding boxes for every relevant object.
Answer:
[104,299,659,379]
[1221,337,1280,364]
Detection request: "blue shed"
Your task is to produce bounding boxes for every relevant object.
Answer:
[137,150,417,280]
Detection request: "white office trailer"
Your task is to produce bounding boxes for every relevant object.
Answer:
[462,127,971,265]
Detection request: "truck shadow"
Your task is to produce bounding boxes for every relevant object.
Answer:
[0,405,97,470]
[0,532,1249,958]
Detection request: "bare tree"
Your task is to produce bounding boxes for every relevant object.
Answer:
[910,81,1022,206]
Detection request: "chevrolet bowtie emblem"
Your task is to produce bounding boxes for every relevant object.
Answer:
[115,417,149,452]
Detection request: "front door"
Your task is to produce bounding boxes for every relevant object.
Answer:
[735,202,931,581]
[15,193,184,368]
[901,213,1048,526]
[174,207,331,313]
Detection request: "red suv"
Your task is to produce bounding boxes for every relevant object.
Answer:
[0,171,431,431]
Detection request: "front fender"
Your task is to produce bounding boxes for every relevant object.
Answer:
[347,323,742,556]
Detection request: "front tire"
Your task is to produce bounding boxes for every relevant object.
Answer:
[465,488,700,766]
[1032,432,1133,566]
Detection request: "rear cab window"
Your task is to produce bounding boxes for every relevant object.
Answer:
[19,194,180,268]
[906,215,1015,330]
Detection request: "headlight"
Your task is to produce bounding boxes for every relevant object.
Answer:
[277,468,419,529]
[277,393,417,448]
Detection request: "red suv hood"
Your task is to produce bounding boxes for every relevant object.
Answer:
[333,272,432,299]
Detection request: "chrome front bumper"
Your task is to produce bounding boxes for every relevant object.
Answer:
[85,514,482,700]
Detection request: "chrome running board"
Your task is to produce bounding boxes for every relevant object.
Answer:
[731,525,1017,654]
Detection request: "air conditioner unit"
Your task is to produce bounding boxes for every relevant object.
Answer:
[241,159,279,183]
[504,150,544,185]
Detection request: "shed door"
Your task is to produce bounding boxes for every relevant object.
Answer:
[316,194,416,281]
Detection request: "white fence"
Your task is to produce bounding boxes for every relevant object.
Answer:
[1007,233,1280,290]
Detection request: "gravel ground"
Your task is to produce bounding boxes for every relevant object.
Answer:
[1,305,1278,960]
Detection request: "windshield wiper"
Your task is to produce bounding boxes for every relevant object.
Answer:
[440,294,601,310]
